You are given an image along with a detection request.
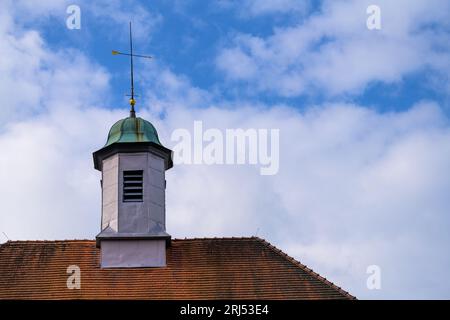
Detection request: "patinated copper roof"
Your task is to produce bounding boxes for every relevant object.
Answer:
[104,116,162,147]
[0,237,355,300]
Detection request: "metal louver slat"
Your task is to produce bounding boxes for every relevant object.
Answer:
[123,170,143,202]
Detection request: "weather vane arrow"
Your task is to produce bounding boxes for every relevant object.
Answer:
[112,21,152,118]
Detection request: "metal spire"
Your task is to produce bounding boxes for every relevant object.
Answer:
[112,22,152,118]
[129,21,135,117]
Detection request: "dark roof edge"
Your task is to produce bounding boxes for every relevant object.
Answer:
[253,237,356,300]
[92,141,173,171]
[2,237,258,244]
[1,239,94,245]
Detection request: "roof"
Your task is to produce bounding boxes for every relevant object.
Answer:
[0,237,355,300]
[104,116,162,147]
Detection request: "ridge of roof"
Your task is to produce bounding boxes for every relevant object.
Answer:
[2,236,258,245]
[172,236,258,241]
[253,237,356,300]
[1,239,94,245]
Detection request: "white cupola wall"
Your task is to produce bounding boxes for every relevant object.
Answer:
[93,116,173,268]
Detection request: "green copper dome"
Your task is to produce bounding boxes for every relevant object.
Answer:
[104,116,162,147]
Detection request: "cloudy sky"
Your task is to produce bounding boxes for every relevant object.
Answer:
[1,0,450,299]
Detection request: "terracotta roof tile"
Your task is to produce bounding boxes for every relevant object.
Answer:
[0,237,355,300]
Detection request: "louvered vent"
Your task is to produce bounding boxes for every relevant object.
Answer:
[123,170,143,202]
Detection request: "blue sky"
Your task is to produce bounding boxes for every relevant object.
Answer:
[29,0,449,112]
[1,0,450,299]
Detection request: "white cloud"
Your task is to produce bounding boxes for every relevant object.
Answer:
[0,0,120,239]
[216,47,258,80]
[216,0,450,96]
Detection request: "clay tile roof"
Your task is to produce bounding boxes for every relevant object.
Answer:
[0,237,355,300]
